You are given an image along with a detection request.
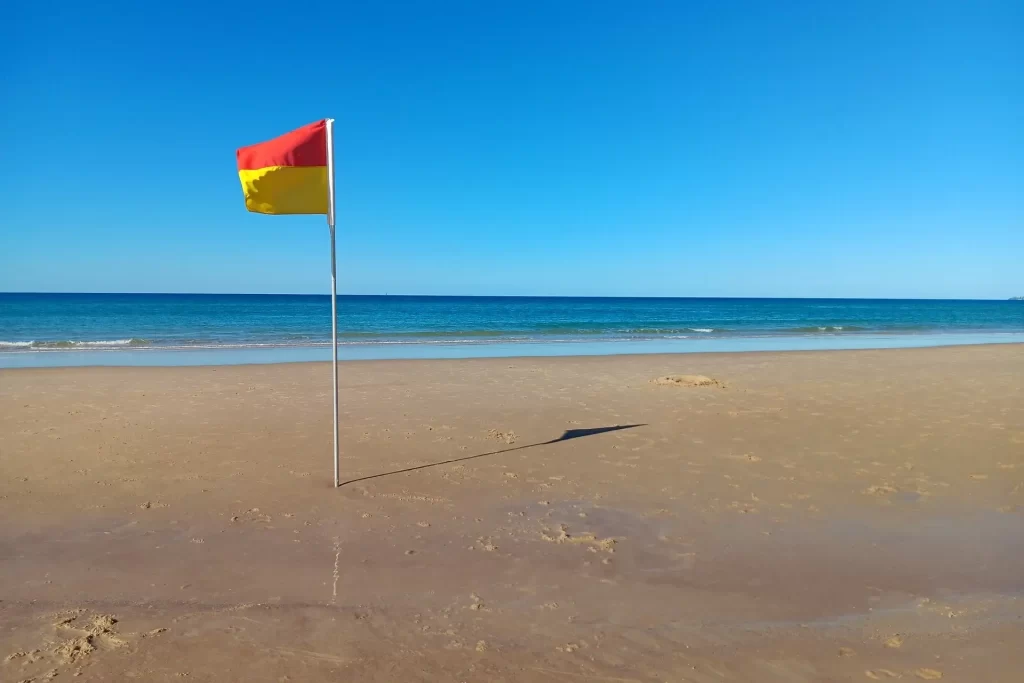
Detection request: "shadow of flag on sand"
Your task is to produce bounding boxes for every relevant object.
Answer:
[338,424,646,488]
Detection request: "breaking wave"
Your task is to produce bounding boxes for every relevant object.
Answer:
[0,338,150,349]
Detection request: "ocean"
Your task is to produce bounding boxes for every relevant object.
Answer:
[1,293,1022,367]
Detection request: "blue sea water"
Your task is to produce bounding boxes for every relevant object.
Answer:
[1,293,1022,367]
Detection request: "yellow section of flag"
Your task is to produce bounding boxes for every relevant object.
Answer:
[237,166,328,215]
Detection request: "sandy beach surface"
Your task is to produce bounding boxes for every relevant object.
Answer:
[1,345,1022,682]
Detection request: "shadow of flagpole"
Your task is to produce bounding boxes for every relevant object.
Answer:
[337,424,646,488]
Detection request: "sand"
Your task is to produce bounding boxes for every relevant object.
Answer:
[1,345,1022,682]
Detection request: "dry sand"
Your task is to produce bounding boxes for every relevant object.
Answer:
[1,345,1022,682]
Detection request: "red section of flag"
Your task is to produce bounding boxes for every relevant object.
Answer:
[236,120,327,170]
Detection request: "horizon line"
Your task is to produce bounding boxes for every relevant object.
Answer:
[0,291,1016,302]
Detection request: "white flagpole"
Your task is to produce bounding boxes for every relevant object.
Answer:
[325,118,339,487]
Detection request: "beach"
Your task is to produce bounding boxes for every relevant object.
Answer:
[1,344,1022,681]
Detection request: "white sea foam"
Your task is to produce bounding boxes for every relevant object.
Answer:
[76,339,136,346]
[0,339,146,350]
[689,328,714,333]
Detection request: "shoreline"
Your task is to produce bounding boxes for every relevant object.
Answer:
[2,330,1023,369]
[3,339,1024,373]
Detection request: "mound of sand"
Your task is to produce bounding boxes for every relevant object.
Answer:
[651,374,721,388]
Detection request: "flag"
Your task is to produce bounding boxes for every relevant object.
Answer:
[236,120,329,215]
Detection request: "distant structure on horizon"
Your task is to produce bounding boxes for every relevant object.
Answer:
[1011,296,1024,301]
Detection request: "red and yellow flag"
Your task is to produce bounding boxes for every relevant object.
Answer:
[236,120,328,215]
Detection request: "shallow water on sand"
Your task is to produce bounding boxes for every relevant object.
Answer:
[4,331,1024,368]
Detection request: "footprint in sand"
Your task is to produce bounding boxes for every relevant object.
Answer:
[540,524,617,552]
[11,610,159,678]
[473,537,498,552]
[865,485,899,496]
[231,507,271,523]
[915,669,943,680]
[468,593,487,611]
[651,374,722,388]
[884,635,903,649]
[488,430,517,444]
[865,670,899,680]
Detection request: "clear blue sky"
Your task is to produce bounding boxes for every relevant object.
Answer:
[2,1,1021,298]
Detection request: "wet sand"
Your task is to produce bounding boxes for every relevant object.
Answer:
[1,345,1022,682]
